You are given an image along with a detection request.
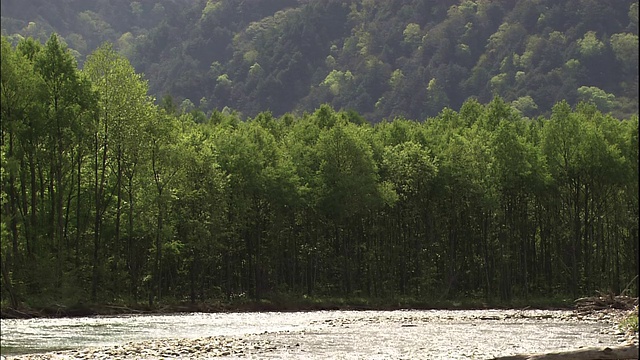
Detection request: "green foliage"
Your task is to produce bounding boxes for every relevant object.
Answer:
[511,95,538,117]
[402,23,421,47]
[630,3,639,28]
[0,34,638,310]
[577,86,616,112]
[321,70,354,96]
[577,31,604,57]
[201,0,222,21]
[609,33,639,71]
[620,312,639,333]
[389,69,404,89]
[216,74,232,87]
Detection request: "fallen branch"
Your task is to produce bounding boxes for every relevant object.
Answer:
[490,344,639,360]
[575,295,638,313]
[0,307,40,318]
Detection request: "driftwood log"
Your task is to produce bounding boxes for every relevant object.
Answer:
[575,294,638,314]
[490,344,639,360]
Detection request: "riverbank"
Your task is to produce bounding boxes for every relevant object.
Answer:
[4,335,295,359]
[0,295,580,319]
[3,308,637,360]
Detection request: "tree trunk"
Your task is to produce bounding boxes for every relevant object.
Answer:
[75,154,82,269]
[92,122,109,302]
[114,148,123,293]
[29,153,37,255]
[8,131,20,264]
[127,175,137,301]
[1,254,19,308]
[154,193,164,305]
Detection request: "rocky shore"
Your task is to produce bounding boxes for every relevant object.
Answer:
[6,334,299,359]
[576,304,639,346]
[4,306,638,360]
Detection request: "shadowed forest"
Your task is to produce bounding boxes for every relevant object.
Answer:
[1,34,638,311]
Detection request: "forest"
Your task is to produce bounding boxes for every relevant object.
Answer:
[1,0,638,121]
[1,34,638,311]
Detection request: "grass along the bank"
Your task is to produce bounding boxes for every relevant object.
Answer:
[619,310,639,333]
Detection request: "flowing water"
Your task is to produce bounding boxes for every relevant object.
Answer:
[0,309,624,359]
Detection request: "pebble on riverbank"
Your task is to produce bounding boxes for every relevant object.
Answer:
[5,335,295,360]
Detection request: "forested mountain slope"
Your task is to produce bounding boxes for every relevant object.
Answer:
[2,0,638,121]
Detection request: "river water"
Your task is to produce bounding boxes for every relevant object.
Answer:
[0,309,625,359]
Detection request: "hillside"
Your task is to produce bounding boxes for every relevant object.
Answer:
[1,0,638,121]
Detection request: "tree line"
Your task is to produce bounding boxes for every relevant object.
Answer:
[1,35,638,309]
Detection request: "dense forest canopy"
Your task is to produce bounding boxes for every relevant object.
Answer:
[1,0,638,121]
[0,33,638,309]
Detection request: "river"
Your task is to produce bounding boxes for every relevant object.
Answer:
[0,309,627,359]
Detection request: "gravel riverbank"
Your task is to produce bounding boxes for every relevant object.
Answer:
[3,309,638,360]
[5,334,299,359]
